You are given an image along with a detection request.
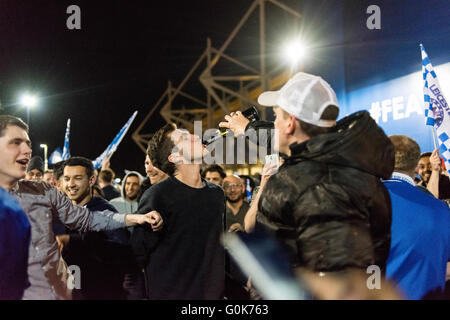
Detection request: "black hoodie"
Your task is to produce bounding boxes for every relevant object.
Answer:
[255,111,394,273]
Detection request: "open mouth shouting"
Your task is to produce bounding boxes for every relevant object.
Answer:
[16,158,30,170]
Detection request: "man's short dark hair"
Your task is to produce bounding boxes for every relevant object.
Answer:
[147,123,177,176]
[99,168,115,183]
[420,152,432,160]
[0,115,29,137]
[298,105,339,138]
[389,135,421,172]
[126,172,139,180]
[53,161,66,180]
[125,172,142,186]
[63,157,94,178]
[201,164,226,179]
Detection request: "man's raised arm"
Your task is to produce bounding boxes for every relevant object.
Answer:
[48,186,163,232]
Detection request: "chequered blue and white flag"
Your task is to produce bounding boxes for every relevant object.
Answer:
[421,44,450,174]
[92,111,138,169]
[62,119,71,160]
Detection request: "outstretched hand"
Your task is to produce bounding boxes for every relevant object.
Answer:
[148,210,164,231]
[135,211,164,231]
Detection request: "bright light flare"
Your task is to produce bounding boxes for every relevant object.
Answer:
[282,40,308,65]
[20,94,38,108]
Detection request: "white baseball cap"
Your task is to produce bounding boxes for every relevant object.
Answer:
[257,72,339,127]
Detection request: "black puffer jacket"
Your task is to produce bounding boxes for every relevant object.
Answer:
[255,111,394,273]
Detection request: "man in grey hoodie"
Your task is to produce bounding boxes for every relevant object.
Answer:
[110,171,144,214]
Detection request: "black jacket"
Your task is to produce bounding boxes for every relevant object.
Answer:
[63,196,132,299]
[102,185,121,201]
[255,111,394,273]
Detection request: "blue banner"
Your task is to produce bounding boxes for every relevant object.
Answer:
[92,111,138,169]
[345,60,450,156]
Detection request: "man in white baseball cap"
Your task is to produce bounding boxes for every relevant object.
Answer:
[221,71,394,279]
[258,72,339,126]
[219,72,340,156]
[257,72,339,156]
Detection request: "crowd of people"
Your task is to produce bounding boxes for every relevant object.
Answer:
[0,71,449,300]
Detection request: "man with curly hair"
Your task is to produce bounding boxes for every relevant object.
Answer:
[130,124,226,299]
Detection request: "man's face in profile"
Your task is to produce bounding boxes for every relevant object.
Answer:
[0,125,32,183]
[171,129,206,164]
[145,155,168,185]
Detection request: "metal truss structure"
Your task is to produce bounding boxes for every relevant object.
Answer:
[132,0,302,153]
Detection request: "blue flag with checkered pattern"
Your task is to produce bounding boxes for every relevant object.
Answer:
[421,44,450,174]
[62,119,71,160]
[92,111,138,169]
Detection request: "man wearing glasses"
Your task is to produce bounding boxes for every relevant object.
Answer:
[223,175,249,233]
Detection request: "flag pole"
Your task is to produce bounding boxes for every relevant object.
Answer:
[432,126,438,150]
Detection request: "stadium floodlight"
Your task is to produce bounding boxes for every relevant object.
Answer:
[282,40,308,69]
[20,93,38,108]
[19,92,39,124]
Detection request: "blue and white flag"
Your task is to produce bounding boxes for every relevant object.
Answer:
[62,119,71,160]
[49,148,63,165]
[245,178,252,202]
[421,44,450,174]
[92,111,138,169]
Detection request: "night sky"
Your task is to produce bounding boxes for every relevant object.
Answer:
[0,0,303,177]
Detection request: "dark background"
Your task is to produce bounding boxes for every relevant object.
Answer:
[1,0,450,177]
[0,0,301,176]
